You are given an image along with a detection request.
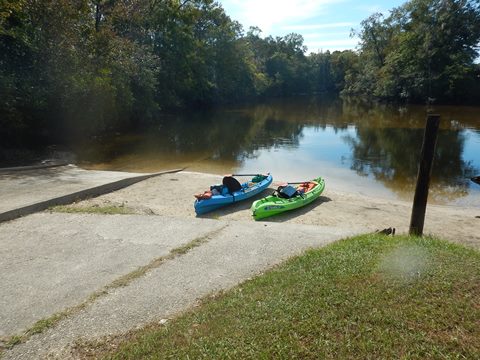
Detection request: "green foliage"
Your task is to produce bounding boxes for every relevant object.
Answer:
[346,0,480,103]
[0,0,159,143]
[1,0,480,145]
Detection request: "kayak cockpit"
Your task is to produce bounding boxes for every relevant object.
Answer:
[194,174,273,215]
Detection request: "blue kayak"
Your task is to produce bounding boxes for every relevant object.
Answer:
[194,174,273,215]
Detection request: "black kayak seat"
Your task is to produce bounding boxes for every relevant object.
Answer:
[275,185,299,199]
[223,176,242,193]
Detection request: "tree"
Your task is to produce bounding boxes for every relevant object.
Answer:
[346,0,480,103]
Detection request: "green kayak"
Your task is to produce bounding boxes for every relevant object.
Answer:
[251,177,325,220]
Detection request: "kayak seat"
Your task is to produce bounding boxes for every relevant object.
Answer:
[223,176,242,194]
[274,185,301,199]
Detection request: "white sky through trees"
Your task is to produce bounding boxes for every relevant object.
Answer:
[219,0,405,53]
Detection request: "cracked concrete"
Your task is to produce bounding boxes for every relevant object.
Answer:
[0,213,226,338]
[1,214,359,359]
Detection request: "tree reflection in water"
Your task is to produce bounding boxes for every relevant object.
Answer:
[76,96,480,204]
[345,127,477,202]
[338,99,479,203]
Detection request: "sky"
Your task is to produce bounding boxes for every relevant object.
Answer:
[218,0,406,53]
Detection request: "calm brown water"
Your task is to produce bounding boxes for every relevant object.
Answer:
[77,97,480,206]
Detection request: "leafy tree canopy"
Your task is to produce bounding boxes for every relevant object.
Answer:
[1,0,479,145]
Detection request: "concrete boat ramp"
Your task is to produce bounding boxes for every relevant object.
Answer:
[0,165,360,359]
[0,164,180,222]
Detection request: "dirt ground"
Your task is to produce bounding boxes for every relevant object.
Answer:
[68,171,480,249]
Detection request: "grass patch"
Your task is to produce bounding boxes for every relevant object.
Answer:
[170,236,212,256]
[90,234,480,359]
[107,229,220,289]
[50,204,135,215]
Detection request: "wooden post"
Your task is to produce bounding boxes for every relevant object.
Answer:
[409,114,440,236]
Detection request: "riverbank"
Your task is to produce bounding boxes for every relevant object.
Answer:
[1,169,479,359]
[66,171,480,249]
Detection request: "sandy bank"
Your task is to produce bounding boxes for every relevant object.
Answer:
[68,171,480,248]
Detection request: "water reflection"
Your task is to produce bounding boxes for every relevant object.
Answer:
[77,96,480,205]
[345,128,476,203]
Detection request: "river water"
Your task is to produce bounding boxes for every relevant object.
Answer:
[77,96,480,206]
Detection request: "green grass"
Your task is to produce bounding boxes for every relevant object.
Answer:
[50,204,135,215]
[85,234,480,359]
